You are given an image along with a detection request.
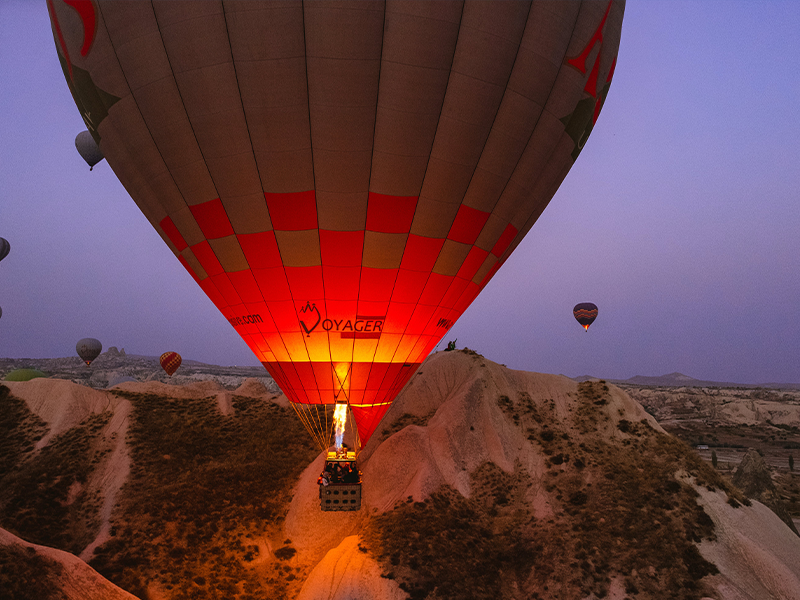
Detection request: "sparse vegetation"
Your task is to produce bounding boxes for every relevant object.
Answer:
[362,380,729,600]
[89,391,317,600]
[0,385,110,553]
[0,545,66,600]
[380,411,437,440]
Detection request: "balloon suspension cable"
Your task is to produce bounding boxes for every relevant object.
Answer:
[290,402,329,451]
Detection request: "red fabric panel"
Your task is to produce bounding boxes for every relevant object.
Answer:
[266,190,317,231]
[400,235,444,272]
[365,362,389,391]
[491,223,518,257]
[190,198,235,240]
[351,404,393,448]
[177,254,200,284]
[252,267,292,301]
[322,266,360,300]
[447,205,490,245]
[457,246,489,281]
[320,230,363,267]
[191,241,224,276]
[440,277,470,309]
[419,273,452,306]
[238,231,284,269]
[160,216,188,251]
[390,269,428,303]
[199,277,227,308]
[285,266,324,299]
[227,270,263,304]
[268,301,301,331]
[210,273,242,306]
[383,302,415,333]
[406,304,436,335]
[356,300,389,318]
[311,362,334,393]
[479,261,502,290]
[359,268,398,302]
[366,192,418,233]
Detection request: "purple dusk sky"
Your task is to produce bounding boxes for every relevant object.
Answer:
[1,1,798,384]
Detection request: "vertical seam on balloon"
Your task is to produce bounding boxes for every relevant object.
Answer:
[353,1,389,415]
[500,1,607,268]
[218,2,296,385]
[379,2,466,381]
[94,2,204,260]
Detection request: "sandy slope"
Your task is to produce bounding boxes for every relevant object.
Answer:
[5,352,800,599]
[0,527,137,600]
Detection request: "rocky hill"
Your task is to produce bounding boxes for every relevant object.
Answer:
[0,347,279,392]
[2,350,799,600]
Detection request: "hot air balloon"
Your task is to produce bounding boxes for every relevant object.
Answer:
[76,337,102,366]
[0,237,9,263]
[49,1,624,452]
[160,351,182,377]
[75,130,105,170]
[573,302,599,331]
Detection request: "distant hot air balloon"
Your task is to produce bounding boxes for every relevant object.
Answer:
[573,303,599,331]
[0,237,9,262]
[50,1,624,452]
[75,130,104,170]
[160,351,182,377]
[76,337,102,366]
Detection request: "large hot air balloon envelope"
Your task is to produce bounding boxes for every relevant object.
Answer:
[76,337,102,366]
[160,351,182,377]
[573,302,599,331]
[49,0,624,450]
[75,130,105,170]
[0,238,9,263]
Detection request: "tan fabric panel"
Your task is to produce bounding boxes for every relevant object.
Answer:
[180,246,208,281]
[410,198,460,238]
[433,240,471,277]
[98,1,161,47]
[418,155,473,206]
[105,95,184,212]
[224,193,272,235]
[108,24,172,93]
[370,149,429,197]
[370,8,453,195]
[174,65,250,156]
[313,148,372,194]
[255,149,315,193]
[154,5,229,74]
[362,232,408,269]
[275,230,321,267]
[472,253,498,285]
[507,2,578,106]
[494,110,564,222]
[96,116,167,225]
[225,3,305,61]
[171,160,221,206]
[474,213,508,253]
[451,1,528,86]
[131,78,216,203]
[312,106,377,152]
[316,191,368,231]
[303,2,384,60]
[209,235,250,273]
[509,132,575,232]
[236,59,308,111]
[206,153,263,199]
[72,6,129,98]
[150,1,221,27]
[171,206,205,247]
[386,0,463,26]
[381,5,461,70]
[245,102,310,155]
